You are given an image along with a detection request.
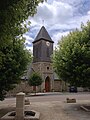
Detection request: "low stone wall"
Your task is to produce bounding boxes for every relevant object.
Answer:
[54,80,69,92]
[54,80,62,92]
[7,81,43,97]
[7,81,33,97]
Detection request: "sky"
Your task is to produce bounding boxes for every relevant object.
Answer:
[24,0,90,51]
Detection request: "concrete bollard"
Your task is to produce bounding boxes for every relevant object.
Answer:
[15,92,25,120]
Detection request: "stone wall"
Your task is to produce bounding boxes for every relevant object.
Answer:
[7,81,33,97]
[54,80,62,92]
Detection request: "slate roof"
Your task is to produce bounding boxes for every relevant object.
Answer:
[33,26,54,43]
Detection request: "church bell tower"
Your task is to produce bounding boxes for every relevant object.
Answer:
[32,26,54,92]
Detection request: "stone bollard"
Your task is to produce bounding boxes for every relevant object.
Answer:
[15,92,25,120]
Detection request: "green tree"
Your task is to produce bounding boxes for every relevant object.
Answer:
[0,38,32,100]
[0,0,44,47]
[53,21,90,88]
[0,0,45,100]
[28,72,43,94]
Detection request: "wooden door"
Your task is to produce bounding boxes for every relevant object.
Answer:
[45,77,50,92]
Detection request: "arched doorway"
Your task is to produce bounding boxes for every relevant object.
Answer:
[45,76,50,92]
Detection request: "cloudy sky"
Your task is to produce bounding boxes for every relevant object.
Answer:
[24,0,90,51]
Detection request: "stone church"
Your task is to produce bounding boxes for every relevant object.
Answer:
[7,26,67,96]
[28,26,65,92]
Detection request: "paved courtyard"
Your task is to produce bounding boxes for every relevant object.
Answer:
[0,92,90,120]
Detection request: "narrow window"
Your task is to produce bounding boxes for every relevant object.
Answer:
[47,48,49,57]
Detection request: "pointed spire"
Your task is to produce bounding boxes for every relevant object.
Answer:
[33,26,54,43]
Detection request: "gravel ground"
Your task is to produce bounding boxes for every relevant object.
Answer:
[0,93,90,120]
[27,101,90,120]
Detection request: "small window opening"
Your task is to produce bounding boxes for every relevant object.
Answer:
[47,67,49,70]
